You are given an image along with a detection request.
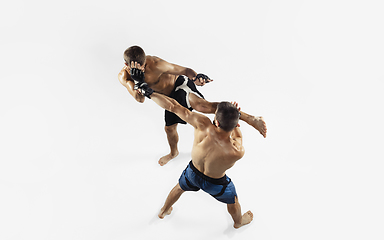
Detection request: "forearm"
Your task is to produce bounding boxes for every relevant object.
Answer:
[132,90,145,103]
[127,81,146,103]
[161,60,196,79]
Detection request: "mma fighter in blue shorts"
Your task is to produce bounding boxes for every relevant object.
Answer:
[130,70,254,228]
[118,46,267,166]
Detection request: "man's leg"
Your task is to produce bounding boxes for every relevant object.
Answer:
[226,196,253,229]
[158,183,185,219]
[159,124,179,166]
[188,93,267,138]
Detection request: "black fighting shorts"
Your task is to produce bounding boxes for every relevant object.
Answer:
[165,75,205,126]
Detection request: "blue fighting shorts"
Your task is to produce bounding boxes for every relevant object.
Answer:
[179,161,237,204]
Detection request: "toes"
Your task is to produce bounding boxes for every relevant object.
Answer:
[168,207,173,214]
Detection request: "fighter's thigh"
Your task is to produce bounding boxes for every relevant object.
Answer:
[178,168,200,192]
[215,181,237,204]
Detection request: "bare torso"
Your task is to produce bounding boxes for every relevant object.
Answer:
[191,125,245,179]
[141,56,178,96]
[119,54,199,102]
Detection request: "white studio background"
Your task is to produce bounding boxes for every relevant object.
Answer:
[1,0,383,239]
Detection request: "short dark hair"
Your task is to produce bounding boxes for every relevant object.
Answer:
[215,102,240,132]
[123,46,146,65]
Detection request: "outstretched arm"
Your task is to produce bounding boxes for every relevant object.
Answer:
[154,57,212,86]
[150,92,211,130]
[155,56,196,79]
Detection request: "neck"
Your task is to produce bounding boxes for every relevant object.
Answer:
[212,120,231,139]
[214,127,231,139]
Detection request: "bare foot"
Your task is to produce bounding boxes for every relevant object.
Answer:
[158,151,179,166]
[158,207,173,219]
[234,211,253,229]
[250,116,267,138]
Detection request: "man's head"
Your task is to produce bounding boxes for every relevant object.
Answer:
[214,102,240,132]
[124,46,146,66]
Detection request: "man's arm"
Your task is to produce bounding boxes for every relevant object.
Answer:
[154,57,212,86]
[150,92,211,130]
[230,126,245,159]
[231,126,243,146]
[230,102,244,153]
[118,66,145,103]
[154,57,196,78]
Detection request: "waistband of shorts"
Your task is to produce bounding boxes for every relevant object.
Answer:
[189,160,228,185]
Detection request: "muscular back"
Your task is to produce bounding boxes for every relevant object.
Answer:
[148,92,244,177]
[191,125,245,179]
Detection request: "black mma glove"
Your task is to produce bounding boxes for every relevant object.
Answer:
[130,67,153,98]
[130,67,145,84]
[195,73,211,83]
[134,81,154,99]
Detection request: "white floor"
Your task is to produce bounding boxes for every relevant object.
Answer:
[1,1,384,239]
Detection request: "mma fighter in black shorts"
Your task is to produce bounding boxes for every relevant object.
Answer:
[118,46,267,166]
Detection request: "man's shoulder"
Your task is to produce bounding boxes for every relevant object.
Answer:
[147,55,163,63]
[196,117,215,131]
[146,56,164,70]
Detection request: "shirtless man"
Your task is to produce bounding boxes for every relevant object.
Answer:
[137,85,253,228]
[118,45,266,166]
